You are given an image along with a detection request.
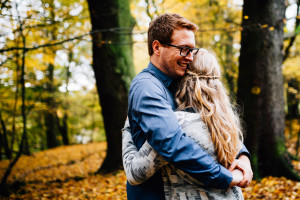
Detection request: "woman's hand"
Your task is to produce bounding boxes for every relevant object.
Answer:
[228,156,253,188]
[229,169,243,187]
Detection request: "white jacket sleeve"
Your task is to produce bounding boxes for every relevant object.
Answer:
[122,120,168,185]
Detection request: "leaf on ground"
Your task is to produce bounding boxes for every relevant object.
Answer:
[0,142,299,199]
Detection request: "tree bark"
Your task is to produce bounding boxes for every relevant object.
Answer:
[20,25,30,155]
[0,128,3,161]
[56,50,73,146]
[45,63,58,148]
[86,0,135,173]
[10,43,21,153]
[286,79,299,119]
[237,0,300,180]
[44,0,60,149]
[0,117,27,196]
[0,111,11,159]
[223,31,236,94]
[56,112,69,145]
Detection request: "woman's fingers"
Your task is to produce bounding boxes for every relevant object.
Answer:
[228,156,253,188]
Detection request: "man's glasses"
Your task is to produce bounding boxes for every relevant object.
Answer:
[162,43,199,57]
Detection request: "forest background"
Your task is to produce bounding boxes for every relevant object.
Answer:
[0,0,299,199]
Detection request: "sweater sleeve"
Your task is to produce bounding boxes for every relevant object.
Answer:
[122,120,168,185]
[130,79,233,189]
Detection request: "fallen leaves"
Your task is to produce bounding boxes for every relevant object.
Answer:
[0,142,299,199]
[242,177,300,199]
[0,143,106,184]
[7,170,127,200]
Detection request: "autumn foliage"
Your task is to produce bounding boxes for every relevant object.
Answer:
[0,141,298,199]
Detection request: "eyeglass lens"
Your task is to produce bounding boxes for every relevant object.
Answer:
[180,48,198,57]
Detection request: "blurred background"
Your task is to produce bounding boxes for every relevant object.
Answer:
[0,0,299,199]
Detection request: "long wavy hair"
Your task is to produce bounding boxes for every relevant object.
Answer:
[176,48,243,168]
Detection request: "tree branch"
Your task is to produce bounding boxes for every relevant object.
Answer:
[145,0,154,20]
[0,16,89,38]
[0,32,91,53]
[0,27,137,53]
[0,0,10,10]
[0,56,14,66]
[283,0,300,62]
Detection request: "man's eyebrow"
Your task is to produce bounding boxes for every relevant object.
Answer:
[176,44,195,48]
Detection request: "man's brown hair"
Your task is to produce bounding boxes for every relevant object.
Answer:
[147,13,198,56]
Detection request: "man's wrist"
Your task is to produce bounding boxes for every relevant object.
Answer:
[211,165,233,189]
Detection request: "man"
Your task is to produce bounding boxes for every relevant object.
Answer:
[126,13,252,200]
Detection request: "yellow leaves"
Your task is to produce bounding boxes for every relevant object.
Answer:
[242,177,300,200]
[0,143,106,184]
[25,57,42,70]
[1,142,300,199]
[251,86,261,95]
[0,142,112,199]
[283,18,287,24]
[283,38,300,81]
[285,119,300,169]
[269,26,274,31]
[261,24,274,31]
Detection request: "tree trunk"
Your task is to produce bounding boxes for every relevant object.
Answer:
[286,78,299,119]
[20,28,30,155]
[56,112,69,145]
[44,0,59,149]
[86,0,135,173]
[61,113,69,145]
[45,63,58,148]
[10,46,21,153]
[0,117,27,196]
[0,128,3,161]
[223,31,236,94]
[56,50,73,146]
[0,111,11,159]
[237,0,300,180]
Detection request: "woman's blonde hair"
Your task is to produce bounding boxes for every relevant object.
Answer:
[176,48,243,168]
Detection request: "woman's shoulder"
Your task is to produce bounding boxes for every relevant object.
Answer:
[175,109,202,124]
[174,110,207,131]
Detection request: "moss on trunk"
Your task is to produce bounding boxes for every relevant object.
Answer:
[87,0,135,173]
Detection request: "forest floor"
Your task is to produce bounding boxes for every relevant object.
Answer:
[0,121,299,199]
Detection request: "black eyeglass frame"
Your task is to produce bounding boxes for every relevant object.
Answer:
[162,43,199,57]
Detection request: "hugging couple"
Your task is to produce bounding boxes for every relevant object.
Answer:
[122,13,253,200]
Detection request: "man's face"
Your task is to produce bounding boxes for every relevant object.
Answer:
[159,28,195,78]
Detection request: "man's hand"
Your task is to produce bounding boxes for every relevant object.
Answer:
[228,155,253,188]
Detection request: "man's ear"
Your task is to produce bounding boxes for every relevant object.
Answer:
[152,40,161,55]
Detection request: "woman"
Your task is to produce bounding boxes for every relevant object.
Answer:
[122,49,244,199]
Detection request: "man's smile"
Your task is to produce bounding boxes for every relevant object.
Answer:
[178,62,188,68]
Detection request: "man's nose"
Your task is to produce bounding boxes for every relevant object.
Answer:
[185,51,193,61]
